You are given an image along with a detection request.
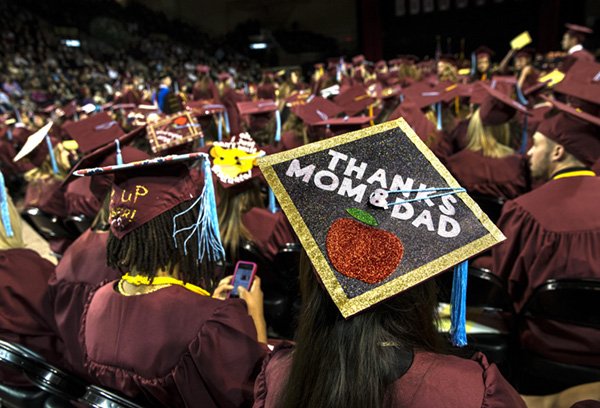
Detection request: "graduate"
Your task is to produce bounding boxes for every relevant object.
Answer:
[77,150,268,407]
[254,118,525,408]
[492,97,600,367]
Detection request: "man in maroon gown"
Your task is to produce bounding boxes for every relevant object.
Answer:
[492,100,600,366]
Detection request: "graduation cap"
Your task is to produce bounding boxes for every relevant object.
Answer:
[536,96,600,167]
[565,23,593,41]
[388,101,439,145]
[196,64,210,74]
[352,55,366,66]
[553,59,600,107]
[208,132,265,189]
[478,82,530,126]
[146,111,203,153]
[334,84,376,116]
[74,149,224,268]
[474,46,494,58]
[292,96,344,126]
[312,115,373,138]
[62,112,126,154]
[257,119,504,347]
[236,99,281,142]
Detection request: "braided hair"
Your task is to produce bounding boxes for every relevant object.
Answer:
[106,198,221,292]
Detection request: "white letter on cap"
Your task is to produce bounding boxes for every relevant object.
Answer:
[391,203,414,220]
[327,150,348,171]
[286,159,316,183]
[338,177,367,203]
[343,157,368,179]
[314,170,340,191]
[412,210,435,231]
[438,214,461,238]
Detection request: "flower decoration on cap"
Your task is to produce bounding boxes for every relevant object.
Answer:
[209,132,265,185]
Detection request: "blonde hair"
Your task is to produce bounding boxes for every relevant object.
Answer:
[466,109,514,158]
[0,190,24,249]
[216,181,264,259]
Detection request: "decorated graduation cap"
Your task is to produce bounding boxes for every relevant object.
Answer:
[209,132,266,189]
[74,150,225,265]
[62,112,125,154]
[146,111,203,153]
[257,119,505,346]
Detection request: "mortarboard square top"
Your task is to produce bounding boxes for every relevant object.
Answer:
[62,112,125,154]
[236,100,278,116]
[292,96,344,126]
[553,59,600,106]
[257,119,505,317]
[146,112,203,153]
[334,84,376,116]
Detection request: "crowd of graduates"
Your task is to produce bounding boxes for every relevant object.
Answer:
[0,2,600,406]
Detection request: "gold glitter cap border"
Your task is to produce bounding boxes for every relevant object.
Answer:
[258,118,505,318]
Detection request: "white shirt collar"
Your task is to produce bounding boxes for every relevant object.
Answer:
[568,44,583,54]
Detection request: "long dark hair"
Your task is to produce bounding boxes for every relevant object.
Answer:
[278,252,446,408]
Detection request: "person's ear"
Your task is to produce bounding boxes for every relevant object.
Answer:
[551,144,567,162]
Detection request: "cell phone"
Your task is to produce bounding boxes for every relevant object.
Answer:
[228,261,257,298]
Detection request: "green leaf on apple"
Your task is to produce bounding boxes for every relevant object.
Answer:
[346,208,378,227]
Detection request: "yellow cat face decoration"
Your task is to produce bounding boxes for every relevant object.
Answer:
[209,132,264,185]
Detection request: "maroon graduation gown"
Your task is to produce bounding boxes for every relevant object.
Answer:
[81,284,268,407]
[0,249,64,386]
[446,149,529,199]
[48,230,120,376]
[492,175,600,366]
[242,208,298,261]
[253,344,525,408]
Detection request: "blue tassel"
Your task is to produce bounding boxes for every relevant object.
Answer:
[115,139,123,165]
[450,260,468,347]
[515,87,527,105]
[268,188,277,213]
[223,110,230,134]
[470,52,476,77]
[436,102,442,131]
[172,156,225,263]
[217,113,223,142]
[519,116,528,155]
[274,110,281,143]
[45,135,59,175]
[0,171,14,237]
[199,136,205,148]
[6,128,13,141]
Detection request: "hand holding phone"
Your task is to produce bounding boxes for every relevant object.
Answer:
[228,261,257,298]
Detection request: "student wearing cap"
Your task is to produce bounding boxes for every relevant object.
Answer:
[561,23,595,63]
[474,46,494,80]
[192,65,220,102]
[78,151,268,407]
[48,140,149,378]
[254,120,525,408]
[219,73,249,137]
[0,186,64,386]
[210,133,297,262]
[492,101,600,367]
[257,71,278,100]
[446,84,530,200]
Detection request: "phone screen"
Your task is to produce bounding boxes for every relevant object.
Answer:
[230,263,255,297]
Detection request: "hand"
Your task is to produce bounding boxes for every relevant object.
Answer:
[212,276,234,300]
[238,276,267,343]
[238,276,264,317]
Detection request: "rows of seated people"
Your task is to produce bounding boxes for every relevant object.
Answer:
[0,18,599,408]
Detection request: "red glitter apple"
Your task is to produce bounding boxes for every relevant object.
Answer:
[326,208,404,284]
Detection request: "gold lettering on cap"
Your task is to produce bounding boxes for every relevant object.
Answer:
[134,185,149,203]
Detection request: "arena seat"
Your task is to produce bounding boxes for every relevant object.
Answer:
[437,267,516,375]
[63,214,92,235]
[469,193,505,224]
[21,208,75,241]
[516,279,600,394]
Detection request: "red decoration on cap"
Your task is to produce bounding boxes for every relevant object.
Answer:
[146,112,203,153]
